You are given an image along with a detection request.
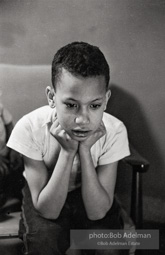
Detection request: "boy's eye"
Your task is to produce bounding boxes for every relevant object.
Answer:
[90,104,101,109]
[65,103,78,108]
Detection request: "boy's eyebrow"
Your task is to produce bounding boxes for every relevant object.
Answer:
[64,97,104,102]
[91,98,104,102]
[63,97,77,102]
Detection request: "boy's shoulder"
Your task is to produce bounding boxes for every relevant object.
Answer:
[20,105,54,131]
[103,111,125,131]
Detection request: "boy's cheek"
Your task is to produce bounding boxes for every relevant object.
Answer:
[56,118,70,132]
[57,113,74,126]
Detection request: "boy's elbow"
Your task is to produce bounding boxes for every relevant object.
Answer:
[87,212,105,221]
[87,200,112,221]
[87,205,111,221]
[40,211,60,220]
[34,204,61,220]
[37,208,60,220]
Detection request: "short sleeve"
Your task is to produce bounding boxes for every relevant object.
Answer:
[98,122,130,165]
[7,117,43,160]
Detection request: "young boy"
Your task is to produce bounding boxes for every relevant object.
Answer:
[0,99,23,207]
[7,42,130,255]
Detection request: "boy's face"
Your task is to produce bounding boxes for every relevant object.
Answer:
[47,68,110,141]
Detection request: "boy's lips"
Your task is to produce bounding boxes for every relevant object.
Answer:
[71,129,91,137]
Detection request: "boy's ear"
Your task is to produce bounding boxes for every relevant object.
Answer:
[45,86,56,108]
[104,89,111,111]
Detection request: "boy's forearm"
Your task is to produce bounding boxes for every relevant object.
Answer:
[79,148,111,220]
[36,149,75,219]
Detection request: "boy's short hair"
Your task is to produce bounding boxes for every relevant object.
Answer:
[51,41,110,90]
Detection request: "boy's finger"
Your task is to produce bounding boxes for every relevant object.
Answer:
[50,122,62,136]
[100,120,105,128]
[65,132,72,140]
[51,118,59,128]
[51,109,58,122]
[52,114,57,122]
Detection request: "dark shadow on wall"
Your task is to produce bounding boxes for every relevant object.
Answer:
[106,84,164,200]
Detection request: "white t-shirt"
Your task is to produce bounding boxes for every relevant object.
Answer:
[7,105,130,191]
[0,103,12,156]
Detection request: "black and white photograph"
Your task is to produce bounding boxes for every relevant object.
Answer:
[0,1,165,254]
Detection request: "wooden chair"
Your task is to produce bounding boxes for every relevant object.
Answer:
[118,145,149,229]
[0,199,23,255]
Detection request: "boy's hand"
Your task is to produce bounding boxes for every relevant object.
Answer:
[79,121,106,151]
[50,117,79,154]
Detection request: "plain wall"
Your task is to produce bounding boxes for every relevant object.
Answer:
[0,0,165,202]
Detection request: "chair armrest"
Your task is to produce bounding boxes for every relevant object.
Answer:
[120,144,150,228]
[122,145,149,173]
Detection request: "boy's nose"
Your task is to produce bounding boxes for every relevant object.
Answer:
[75,114,90,125]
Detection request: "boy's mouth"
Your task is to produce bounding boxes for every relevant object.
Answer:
[71,129,91,137]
